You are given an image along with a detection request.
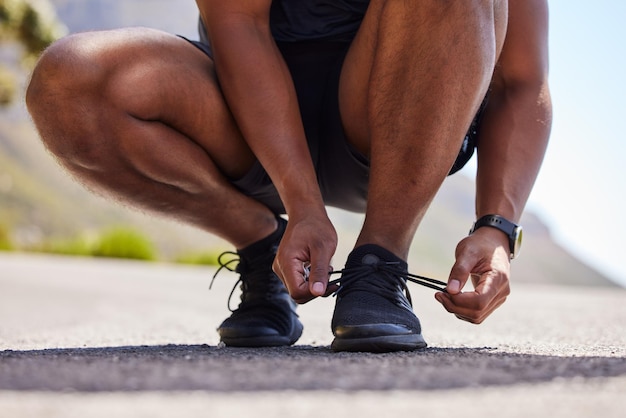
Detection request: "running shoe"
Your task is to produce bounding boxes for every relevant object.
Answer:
[330,244,428,352]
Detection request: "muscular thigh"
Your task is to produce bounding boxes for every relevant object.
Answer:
[50,27,254,178]
[338,0,385,157]
[339,0,509,158]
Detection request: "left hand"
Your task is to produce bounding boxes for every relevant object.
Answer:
[435,227,511,324]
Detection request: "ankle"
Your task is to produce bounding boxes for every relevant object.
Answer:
[351,238,408,262]
[346,244,408,270]
[237,216,287,261]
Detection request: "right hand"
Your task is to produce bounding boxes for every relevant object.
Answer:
[272,211,338,304]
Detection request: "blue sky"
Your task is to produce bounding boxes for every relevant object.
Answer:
[474,1,626,286]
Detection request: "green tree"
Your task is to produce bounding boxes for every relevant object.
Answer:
[0,0,66,105]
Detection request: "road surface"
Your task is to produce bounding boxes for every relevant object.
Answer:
[1,253,625,417]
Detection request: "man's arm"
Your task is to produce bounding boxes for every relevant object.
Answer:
[196,0,337,301]
[436,0,552,323]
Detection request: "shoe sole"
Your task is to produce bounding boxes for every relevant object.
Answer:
[331,324,427,353]
[220,335,299,347]
[331,334,427,353]
[218,321,304,348]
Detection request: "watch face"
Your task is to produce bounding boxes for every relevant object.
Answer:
[512,226,523,259]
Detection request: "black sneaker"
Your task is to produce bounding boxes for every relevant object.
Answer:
[330,244,428,353]
[212,219,303,347]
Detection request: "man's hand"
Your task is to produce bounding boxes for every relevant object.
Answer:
[272,212,338,304]
[435,227,511,323]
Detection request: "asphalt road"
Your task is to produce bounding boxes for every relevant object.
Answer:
[1,252,625,418]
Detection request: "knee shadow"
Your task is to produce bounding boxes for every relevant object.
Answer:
[1,344,624,392]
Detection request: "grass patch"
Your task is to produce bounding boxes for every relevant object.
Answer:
[28,226,157,261]
[13,225,230,265]
[0,223,14,251]
[174,248,227,266]
[34,234,93,256]
[91,227,157,261]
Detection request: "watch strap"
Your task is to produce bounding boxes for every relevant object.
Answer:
[470,214,519,257]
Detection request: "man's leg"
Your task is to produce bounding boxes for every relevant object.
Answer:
[341,0,508,257]
[332,0,508,352]
[27,27,276,247]
[26,27,301,346]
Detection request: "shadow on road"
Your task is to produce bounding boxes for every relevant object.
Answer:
[2,344,625,392]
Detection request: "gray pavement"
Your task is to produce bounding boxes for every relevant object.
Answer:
[1,252,625,418]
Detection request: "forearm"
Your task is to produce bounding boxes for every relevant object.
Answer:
[201,10,324,216]
[475,0,552,223]
[475,79,552,222]
[440,0,551,323]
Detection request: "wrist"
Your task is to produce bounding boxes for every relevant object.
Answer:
[282,189,326,219]
[470,214,523,260]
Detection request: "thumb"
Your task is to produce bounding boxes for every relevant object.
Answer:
[308,263,331,296]
[308,251,333,297]
[448,257,474,295]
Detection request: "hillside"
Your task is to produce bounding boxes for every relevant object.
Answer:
[0,0,617,287]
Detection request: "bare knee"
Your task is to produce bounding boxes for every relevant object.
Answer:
[26,28,240,183]
[26,32,115,164]
[25,29,168,168]
[27,31,106,116]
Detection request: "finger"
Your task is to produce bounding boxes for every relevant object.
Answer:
[273,257,314,303]
[447,258,476,295]
[446,288,493,312]
[437,292,494,324]
[291,274,317,304]
[436,272,505,312]
[435,282,508,323]
[307,247,334,297]
[453,296,508,324]
[452,272,509,314]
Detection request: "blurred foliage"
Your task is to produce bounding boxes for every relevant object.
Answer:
[0,0,66,105]
[0,222,14,250]
[0,65,15,104]
[0,0,66,57]
[30,226,158,261]
[24,226,232,265]
[34,233,93,256]
[174,249,226,266]
[91,227,157,261]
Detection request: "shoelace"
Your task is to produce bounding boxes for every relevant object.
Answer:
[325,261,448,306]
[327,262,448,292]
[212,252,448,310]
[210,251,283,312]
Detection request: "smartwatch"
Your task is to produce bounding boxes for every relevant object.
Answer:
[470,214,523,260]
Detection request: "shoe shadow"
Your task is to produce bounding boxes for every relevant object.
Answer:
[1,344,624,392]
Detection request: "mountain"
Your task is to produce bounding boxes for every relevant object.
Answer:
[0,0,618,288]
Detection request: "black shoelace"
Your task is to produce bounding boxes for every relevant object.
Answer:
[212,251,449,310]
[210,251,284,312]
[328,262,448,292]
[325,261,448,306]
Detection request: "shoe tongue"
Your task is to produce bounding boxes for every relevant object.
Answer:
[346,244,408,270]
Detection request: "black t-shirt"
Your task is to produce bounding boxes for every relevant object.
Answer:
[198,0,369,44]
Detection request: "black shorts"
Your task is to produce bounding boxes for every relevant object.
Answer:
[183,38,479,215]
